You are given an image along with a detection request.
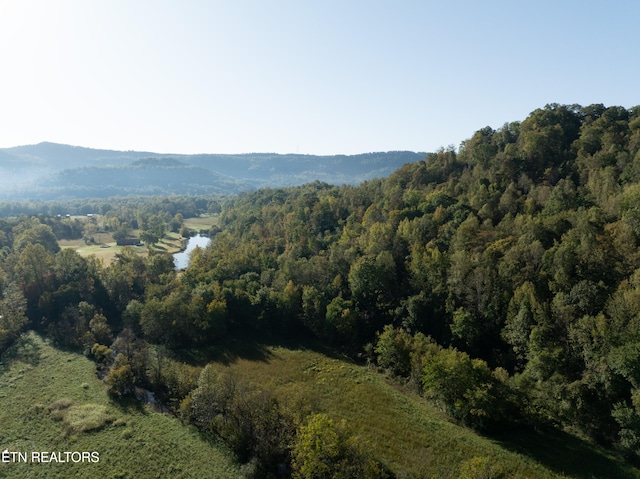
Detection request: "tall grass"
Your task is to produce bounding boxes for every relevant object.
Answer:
[209,340,640,479]
[0,332,241,479]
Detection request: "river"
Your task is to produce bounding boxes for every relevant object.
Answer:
[173,234,211,270]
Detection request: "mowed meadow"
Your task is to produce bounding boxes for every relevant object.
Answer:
[56,214,218,264]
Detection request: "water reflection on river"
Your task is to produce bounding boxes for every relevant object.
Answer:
[173,234,211,270]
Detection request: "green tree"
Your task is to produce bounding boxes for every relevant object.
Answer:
[170,213,184,233]
[421,347,510,430]
[374,324,414,376]
[141,214,167,246]
[13,243,55,295]
[13,222,60,254]
[54,248,89,283]
[292,414,389,479]
[102,248,148,312]
[139,297,171,345]
[612,394,640,459]
[90,343,114,371]
[190,366,294,475]
[105,360,135,398]
[89,312,112,345]
[301,285,326,337]
[112,224,132,244]
[518,103,582,181]
[0,282,28,352]
[502,281,548,367]
[324,296,359,350]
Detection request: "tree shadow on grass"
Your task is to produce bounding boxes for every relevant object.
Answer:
[175,330,347,367]
[177,335,275,367]
[0,331,42,372]
[110,395,149,415]
[493,425,639,479]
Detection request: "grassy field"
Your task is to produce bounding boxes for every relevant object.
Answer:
[150,231,184,254]
[2,333,638,478]
[59,237,150,264]
[58,231,183,264]
[183,214,218,232]
[0,332,241,479]
[203,338,640,479]
[58,215,218,264]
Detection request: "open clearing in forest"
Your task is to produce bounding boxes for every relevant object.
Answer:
[183,214,218,232]
[59,232,149,264]
[59,231,182,263]
[58,214,218,264]
[201,336,640,479]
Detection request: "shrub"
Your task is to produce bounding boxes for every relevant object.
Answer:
[190,366,295,477]
[90,343,113,368]
[374,325,413,376]
[374,325,438,386]
[105,363,135,398]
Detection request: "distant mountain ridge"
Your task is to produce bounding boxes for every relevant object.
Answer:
[0,142,425,200]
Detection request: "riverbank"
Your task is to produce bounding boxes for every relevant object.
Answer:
[173,234,211,270]
[57,214,219,265]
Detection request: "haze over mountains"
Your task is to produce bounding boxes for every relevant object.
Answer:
[0,142,425,200]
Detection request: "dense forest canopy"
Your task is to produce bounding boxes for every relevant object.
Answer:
[3,103,640,477]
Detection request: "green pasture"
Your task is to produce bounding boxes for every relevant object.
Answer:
[57,214,219,264]
[183,214,218,232]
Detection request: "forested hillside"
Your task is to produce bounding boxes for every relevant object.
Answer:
[0,144,423,199]
[43,158,249,198]
[165,103,640,455]
[2,103,640,477]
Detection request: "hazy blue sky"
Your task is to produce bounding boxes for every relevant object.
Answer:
[1,0,638,155]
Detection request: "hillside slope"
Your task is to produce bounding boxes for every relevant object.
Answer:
[208,340,639,478]
[0,332,241,479]
[0,143,424,199]
[4,332,637,478]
